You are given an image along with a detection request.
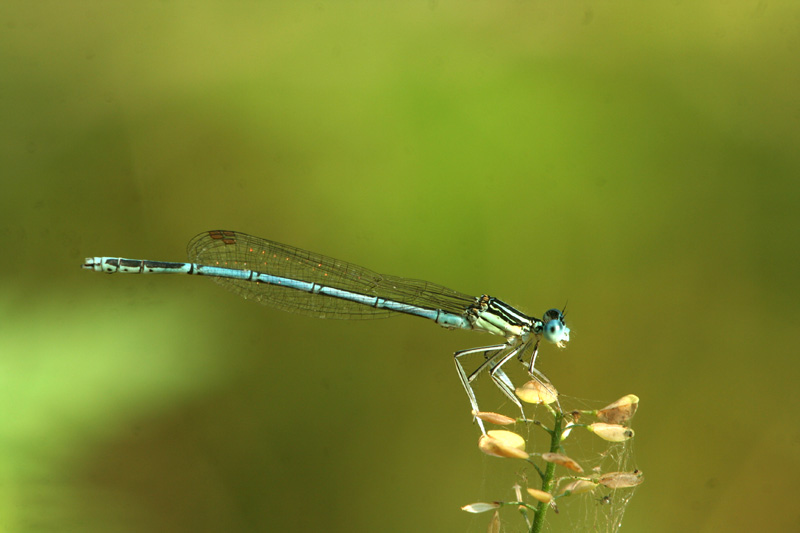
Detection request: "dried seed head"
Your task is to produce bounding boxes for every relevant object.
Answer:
[588,422,635,442]
[478,430,528,459]
[598,471,645,489]
[541,452,584,473]
[515,379,558,405]
[526,488,553,503]
[473,411,517,426]
[597,394,639,424]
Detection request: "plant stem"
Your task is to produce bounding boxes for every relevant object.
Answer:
[530,410,563,533]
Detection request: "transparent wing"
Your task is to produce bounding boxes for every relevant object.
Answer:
[187,230,476,320]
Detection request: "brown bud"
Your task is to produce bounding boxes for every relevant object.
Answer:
[541,452,584,473]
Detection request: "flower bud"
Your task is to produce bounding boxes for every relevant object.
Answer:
[461,502,501,513]
[560,479,596,495]
[596,394,639,424]
[588,422,635,442]
[598,471,644,489]
[515,379,558,405]
[478,430,528,459]
[473,411,517,426]
[561,419,576,440]
[489,510,500,533]
[541,452,584,473]
[526,488,553,503]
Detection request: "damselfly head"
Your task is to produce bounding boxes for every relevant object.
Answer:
[542,308,570,347]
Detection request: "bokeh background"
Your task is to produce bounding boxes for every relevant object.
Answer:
[2,2,798,532]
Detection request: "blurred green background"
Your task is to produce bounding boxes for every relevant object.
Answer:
[1,2,798,532]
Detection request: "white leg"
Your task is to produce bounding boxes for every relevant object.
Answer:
[526,339,540,375]
[488,343,528,419]
[454,343,509,434]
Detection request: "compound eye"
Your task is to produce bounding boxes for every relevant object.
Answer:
[543,308,563,322]
[542,309,570,345]
[543,320,564,343]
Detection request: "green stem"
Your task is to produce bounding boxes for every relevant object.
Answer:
[530,410,563,533]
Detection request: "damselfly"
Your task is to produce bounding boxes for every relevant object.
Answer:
[83,230,570,433]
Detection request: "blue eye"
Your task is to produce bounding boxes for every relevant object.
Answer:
[542,309,570,344]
